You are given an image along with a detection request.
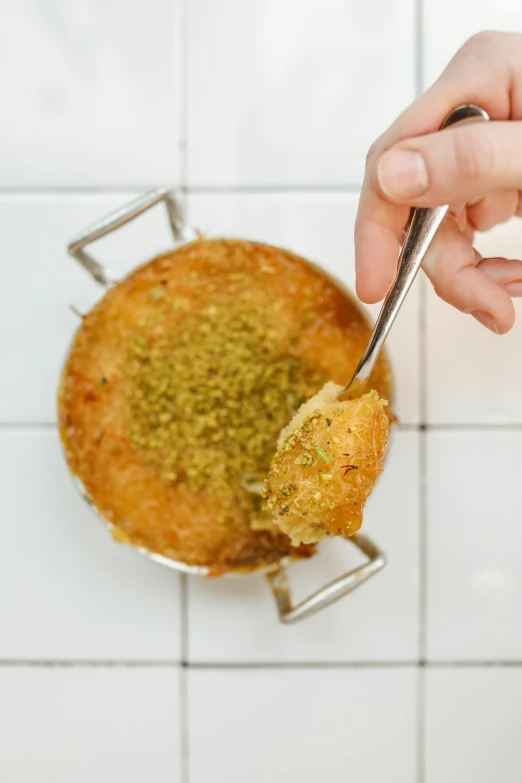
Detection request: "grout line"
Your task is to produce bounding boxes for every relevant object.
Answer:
[0,660,181,667]
[180,574,189,664]
[419,281,428,428]
[185,184,363,195]
[179,0,188,192]
[419,358,427,425]
[419,425,428,662]
[176,660,522,669]
[182,661,419,669]
[415,13,428,783]
[177,6,190,774]
[0,186,168,195]
[414,0,424,97]
[416,423,522,431]
[425,660,522,668]
[0,422,57,430]
[0,185,364,197]
[417,665,426,783]
[180,666,190,783]
[2,659,522,669]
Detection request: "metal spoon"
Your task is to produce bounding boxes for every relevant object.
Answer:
[341,103,489,400]
[246,104,489,496]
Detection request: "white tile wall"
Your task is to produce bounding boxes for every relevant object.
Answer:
[425,668,522,783]
[188,668,418,783]
[0,667,182,782]
[426,222,522,424]
[426,430,522,661]
[423,0,522,88]
[0,0,181,187]
[186,0,415,186]
[2,0,522,781]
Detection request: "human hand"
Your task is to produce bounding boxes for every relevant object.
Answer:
[355,31,522,334]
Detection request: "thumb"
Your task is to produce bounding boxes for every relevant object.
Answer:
[376,121,522,206]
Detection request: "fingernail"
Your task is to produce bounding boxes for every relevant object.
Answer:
[471,310,499,334]
[504,281,522,297]
[377,150,429,200]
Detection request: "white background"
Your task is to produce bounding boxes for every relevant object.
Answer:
[1,1,522,781]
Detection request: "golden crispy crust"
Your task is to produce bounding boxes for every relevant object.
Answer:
[58,238,392,575]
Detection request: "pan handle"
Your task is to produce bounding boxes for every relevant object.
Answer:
[67,188,192,286]
[266,533,386,624]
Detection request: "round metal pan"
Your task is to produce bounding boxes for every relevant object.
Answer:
[63,188,390,624]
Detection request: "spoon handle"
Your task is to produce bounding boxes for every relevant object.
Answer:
[345,103,489,389]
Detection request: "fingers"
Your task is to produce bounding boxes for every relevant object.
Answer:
[453,205,474,241]
[376,122,522,206]
[355,31,522,302]
[421,216,516,334]
[467,190,520,231]
[354,184,409,303]
[477,256,522,297]
[365,31,521,168]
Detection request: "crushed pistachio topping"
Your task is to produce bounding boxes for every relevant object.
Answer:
[294,454,313,466]
[125,301,323,495]
[314,444,330,464]
[318,470,332,481]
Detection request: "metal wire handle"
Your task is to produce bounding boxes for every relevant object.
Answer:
[67,187,191,285]
[267,534,386,624]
